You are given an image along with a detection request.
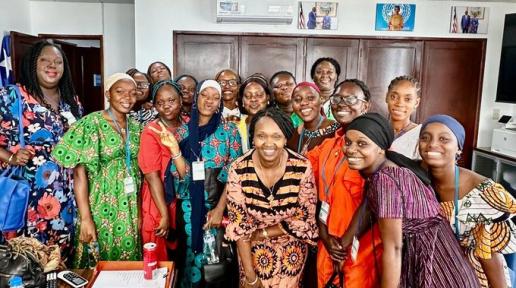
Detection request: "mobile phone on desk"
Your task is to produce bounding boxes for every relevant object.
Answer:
[57,270,88,288]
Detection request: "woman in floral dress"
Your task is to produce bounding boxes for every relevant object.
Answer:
[52,73,141,268]
[0,41,82,266]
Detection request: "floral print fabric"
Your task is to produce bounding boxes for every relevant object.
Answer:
[0,85,81,266]
[51,111,142,268]
[225,149,318,287]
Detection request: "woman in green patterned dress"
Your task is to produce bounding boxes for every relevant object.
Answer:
[52,73,142,268]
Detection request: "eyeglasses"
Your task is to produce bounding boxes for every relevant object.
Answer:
[218,80,238,87]
[136,82,150,89]
[329,95,367,106]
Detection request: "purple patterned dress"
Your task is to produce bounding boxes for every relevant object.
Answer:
[367,166,480,288]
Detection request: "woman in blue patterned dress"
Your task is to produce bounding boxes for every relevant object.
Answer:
[165,80,242,287]
[0,41,82,266]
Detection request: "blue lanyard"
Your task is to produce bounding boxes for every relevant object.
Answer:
[107,109,131,174]
[453,165,460,237]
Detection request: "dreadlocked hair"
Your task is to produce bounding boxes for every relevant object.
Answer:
[336,79,372,101]
[249,106,294,144]
[126,68,152,83]
[387,75,421,97]
[19,40,81,118]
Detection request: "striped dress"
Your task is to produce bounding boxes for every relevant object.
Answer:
[367,166,480,288]
[225,149,318,287]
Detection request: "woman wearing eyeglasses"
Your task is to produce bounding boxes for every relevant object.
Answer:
[215,69,242,123]
[385,75,422,160]
[127,68,158,126]
[306,80,380,288]
[287,82,339,155]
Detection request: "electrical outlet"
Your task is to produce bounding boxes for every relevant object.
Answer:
[493,108,500,120]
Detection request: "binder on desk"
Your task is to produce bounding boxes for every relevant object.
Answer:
[87,261,175,288]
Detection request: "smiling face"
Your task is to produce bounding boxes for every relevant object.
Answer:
[243,82,269,116]
[386,80,420,123]
[177,76,196,105]
[419,122,460,169]
[154,85,181,122]
[36,45,64,89]
[331,82,370,125]
[197,87,221,119]
[253,116,287,162]
[291,86,321,123]
[216,70,240,103]
[107,79,138,115]
[313,61,337,93]
[345,129,385,174]
[149,62,171,83]
[132,72,150,102]
[271,73,296,105]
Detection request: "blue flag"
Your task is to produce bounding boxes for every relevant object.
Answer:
[0,35,13,88]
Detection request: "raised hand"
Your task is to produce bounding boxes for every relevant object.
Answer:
[148,122,180,155]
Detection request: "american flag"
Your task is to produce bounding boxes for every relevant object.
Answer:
[451,7,458,33]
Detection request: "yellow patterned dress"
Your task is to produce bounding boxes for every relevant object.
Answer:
[225,149,318,287]
[441,179,516,287]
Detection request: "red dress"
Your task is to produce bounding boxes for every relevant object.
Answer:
[137,120,178,261]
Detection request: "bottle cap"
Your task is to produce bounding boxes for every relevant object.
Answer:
[9,276,23,286]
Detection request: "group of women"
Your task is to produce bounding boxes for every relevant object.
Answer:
[1,40,516,288]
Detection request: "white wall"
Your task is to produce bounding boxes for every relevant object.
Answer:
[135,0,516,147]
[29,1,135,79]
[0,0,31,35]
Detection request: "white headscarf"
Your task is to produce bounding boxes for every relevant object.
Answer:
[104,73,136,95]
[198,79,222,96]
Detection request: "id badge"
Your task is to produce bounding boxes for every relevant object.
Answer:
[60,111,77,125]
[124,176,135,194]
[319,201,330,225]
[192,160,205,181]
[351,236,360,262]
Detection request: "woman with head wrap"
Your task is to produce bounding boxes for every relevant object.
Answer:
[126,68,158,126]
[287,82,340,155]
[164,80,242,287]
[306,79,379,288]
[137,80,187,261]
[0,40,82,266]
[52,73,142,268]
[236,74,274,152]
[419,115,516,288]
[225,107,318,288]
[341,113,479,287]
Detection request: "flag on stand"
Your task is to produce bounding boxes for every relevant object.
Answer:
[0,35,13,88]
[451,7,458,33]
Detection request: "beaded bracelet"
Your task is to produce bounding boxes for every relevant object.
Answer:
[245,275,258,286]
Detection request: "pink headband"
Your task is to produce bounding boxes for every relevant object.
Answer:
[294,81,320,94]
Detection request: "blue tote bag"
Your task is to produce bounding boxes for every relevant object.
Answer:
[0,85,30,232]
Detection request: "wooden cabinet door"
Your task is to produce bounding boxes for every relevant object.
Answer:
[240,36,304,80]
[174,34,238,80]
[305,38,359,82]
[10,31,43,83]
[358,39,423,117]
[419,40,485,167]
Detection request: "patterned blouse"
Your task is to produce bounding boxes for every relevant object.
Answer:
[441,179,516,288]
[225,149,318,287]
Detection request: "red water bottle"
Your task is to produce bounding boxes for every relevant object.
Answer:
[143,242,157,280]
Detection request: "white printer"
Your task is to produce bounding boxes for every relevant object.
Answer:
[491,128,516,158]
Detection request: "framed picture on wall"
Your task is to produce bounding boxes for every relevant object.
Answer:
[298,2,338,30]
[450,6,489,34]
[375,3,416,31]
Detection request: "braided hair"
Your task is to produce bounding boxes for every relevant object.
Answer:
[19,40,81,118]
[336,79,371,101]
[387,75,421,97]
[249,106,294,144]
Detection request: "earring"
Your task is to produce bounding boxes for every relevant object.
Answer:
[267,100,270,105]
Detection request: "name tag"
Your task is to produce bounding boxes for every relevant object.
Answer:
[192,160,205,181]
[60,111,77,125]
[319,201,330,225]
[351,236,360,262]
[124,176,135,194]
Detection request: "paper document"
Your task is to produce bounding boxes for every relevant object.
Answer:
[92,267,168,288]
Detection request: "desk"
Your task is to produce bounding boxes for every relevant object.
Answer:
[57,270,93,288]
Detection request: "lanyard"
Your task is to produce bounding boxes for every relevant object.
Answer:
[321,146,347,201]
[107,109,131,174]
[297,116,324,153]
[453,165,460,237]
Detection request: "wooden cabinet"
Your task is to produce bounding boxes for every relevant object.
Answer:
[305,38,359,81]
[358,40,423,117]
[174,34,238,80]
[173,32,485,167]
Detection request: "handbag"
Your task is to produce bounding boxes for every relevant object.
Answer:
[0,243,46,288]
[0,85,30,232]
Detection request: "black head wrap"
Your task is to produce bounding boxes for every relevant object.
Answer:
[347,113,430,185]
